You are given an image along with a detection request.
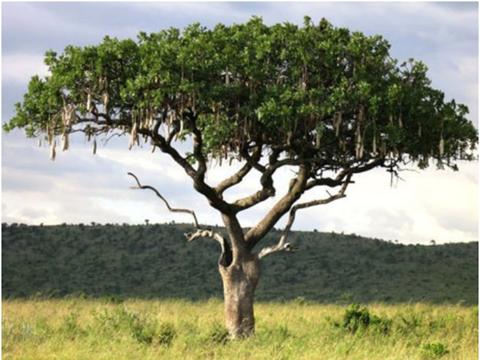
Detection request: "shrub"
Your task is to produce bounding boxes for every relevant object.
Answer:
[130,317,157,345]
[341,304,392,335]
[157,322,176,346]
[421,342,449,358]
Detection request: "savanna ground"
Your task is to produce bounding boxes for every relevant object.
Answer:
[3,298,477,360]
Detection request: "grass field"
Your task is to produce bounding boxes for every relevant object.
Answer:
[3,298,477,359]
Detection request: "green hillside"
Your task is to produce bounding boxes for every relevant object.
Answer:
[2,223,477,304]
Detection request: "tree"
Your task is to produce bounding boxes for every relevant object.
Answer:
[4,17,477,338]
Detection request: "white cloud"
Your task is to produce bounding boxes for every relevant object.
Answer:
[2,54,49,84]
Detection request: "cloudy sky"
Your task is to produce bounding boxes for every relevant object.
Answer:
[2,2,478,245]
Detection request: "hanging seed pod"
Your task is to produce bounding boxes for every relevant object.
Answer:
[86,93,92,112]
[381,141,387,157]
[93,137,97,155]
[47,128,53,146]
[418,124,422,137]
[359,143,364,159]
[316,132,321,149]
[129,122,138,150]
[355,128,362,159]
[149,110,154,129]
[61,133,69,151]
[179,119,184,136]
[224,67,230,85]
[389,114,393,124]
[165,123,170,138]
[50,139,56,161]
[358,106,365,123]
[61,108,66,125]
[439,137,445,156]
[335,112,342,137]
[287,131,293,146]
[62,104,74,127]
[102,92,109,111]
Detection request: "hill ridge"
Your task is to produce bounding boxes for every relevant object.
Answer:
[2,223,477,304]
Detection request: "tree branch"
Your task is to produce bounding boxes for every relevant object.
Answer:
[127,172,232,266]
[128,172,199,227]
[230,157,304,212]
[257,173,352,259]
[142,129,232,213]
[245,164,310,247]
[215,145,262,195]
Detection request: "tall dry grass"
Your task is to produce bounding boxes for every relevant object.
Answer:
[3,298,477,359]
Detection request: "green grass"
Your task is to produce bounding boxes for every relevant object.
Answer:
[3,299,477,359]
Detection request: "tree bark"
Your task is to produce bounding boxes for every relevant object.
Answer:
[219,254,260,338]
[219,213,261,338]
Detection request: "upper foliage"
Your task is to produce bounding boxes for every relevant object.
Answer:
[5,17,477,169]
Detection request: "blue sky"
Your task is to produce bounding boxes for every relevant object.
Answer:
[2,2,478,244]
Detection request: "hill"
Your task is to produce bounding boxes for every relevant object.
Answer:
[2,223,477,304]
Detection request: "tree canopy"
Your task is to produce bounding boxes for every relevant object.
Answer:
[6,16,477,165]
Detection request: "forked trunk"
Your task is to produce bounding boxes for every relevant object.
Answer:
[219,254,260,338]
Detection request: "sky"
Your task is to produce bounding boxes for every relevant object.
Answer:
[1,2,478,245]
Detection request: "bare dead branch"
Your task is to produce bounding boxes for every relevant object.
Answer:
[127,172,199,227]
[185,228,226,245]
[257,173,352,259]
[127,172,232,265]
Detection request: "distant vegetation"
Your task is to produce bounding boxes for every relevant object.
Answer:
[2,223,477,304]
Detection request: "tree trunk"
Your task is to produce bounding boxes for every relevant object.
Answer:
[219,254,260,338]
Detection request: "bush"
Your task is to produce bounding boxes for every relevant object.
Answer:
[421,342,449,358]
[341,304,392,335]
[130,317,157,345]
[157,322,176,346]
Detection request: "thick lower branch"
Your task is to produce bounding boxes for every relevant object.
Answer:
[186,229,232,267]
[257,173,352,259]
[245,165,310,248]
